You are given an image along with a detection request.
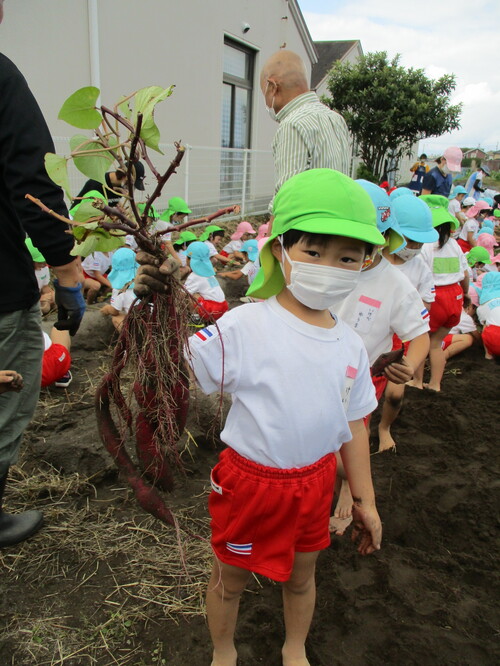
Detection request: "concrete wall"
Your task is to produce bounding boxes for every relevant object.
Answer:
[1,0,313,210]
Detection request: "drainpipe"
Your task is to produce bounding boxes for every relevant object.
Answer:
[87,0,101,101]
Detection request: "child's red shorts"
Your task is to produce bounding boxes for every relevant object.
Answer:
[41,344,71,387]
[441,334,453,351]
[482,325,500,357]
[208,447,337,582]
[196,298,229,322]
[429,283,463,332]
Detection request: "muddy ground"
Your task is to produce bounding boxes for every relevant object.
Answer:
[0,294,499,665]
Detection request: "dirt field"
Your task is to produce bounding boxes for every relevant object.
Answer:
[0,301,499,666]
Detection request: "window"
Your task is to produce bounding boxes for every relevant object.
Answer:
[220,39,254,201]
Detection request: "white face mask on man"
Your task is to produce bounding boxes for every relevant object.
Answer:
[279,242,361,311]
[264,81,278,122]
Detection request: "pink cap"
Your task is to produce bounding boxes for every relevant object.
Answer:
[468,285,479,306]
[492,254,500,264]
[443,146,463,172]
[476,233,496,256]
[257,237,269,251]
[256,222,269,241]
[231,221,256,240]
[467,200,491,218]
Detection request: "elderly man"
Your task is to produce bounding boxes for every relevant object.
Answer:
[0,0,85,547]
[261,50,351,208]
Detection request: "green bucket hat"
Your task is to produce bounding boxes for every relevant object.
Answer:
[174,230,198,246]
[247,169,385,299]
[137,202,158,219]
[199,225,224,242]
[159,196,191,221]
[419,195,459,230]
[25,237,46,263]
[466,246,492,267]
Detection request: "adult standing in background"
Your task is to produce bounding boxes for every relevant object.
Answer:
[421,146,463,198]
[0,0,85,547]
[408,153,429,195]
[465,165,491,201]
[261,49,351,212]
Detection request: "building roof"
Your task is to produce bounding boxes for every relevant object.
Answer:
[311,40,358,89]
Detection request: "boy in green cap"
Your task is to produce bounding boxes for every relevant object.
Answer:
[135,168,383,666]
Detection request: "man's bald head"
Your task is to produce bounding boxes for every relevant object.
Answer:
[261,50,309,93]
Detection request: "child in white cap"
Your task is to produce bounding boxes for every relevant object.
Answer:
[218,239,260,286]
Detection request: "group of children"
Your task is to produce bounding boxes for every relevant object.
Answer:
[23,171,500,666]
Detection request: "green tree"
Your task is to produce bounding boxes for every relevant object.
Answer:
[324,52,462,181]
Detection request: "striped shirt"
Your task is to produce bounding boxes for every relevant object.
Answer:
[270,91,351,210]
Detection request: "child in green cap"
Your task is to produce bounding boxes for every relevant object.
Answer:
[178,168,383,666]
[416,195,470,391]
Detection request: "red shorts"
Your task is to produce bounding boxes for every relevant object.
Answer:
[41,344,71,387]
[482,325,500,357]
[219,250,229,258]
[208,447,337,582]
[441,334,453,350]
[456,238,471,253]
[429,283,463,332]
[196,298,229,322]
[82,270,93,280]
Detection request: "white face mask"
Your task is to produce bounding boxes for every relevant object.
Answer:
[441,164,451,175]
[394,246,422,262]
[280,243,361,311]
[264,82,278,122]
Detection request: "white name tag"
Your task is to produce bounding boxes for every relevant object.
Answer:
[352,295,382,334]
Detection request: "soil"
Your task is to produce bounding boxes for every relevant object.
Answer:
[1,297,499,666]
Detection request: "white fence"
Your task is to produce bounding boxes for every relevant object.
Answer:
[52,138,274,219]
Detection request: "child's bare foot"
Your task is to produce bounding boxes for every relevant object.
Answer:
[333,479,352,519]
[423,382,440,392]
[378,429,397,453]
[485,352,493,360]
[211,647,237,666]
[329,514,353,535]
[406,379,423,389]
[282,644,310,665]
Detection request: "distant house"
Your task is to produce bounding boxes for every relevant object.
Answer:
[464,148,488,160]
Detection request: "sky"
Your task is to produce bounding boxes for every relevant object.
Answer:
[298,0,500,155]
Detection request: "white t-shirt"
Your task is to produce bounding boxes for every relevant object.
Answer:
[35,266,50,290]
[149,219,172,242]
[459,219,479,241]
[420,238,468,286]
[240,260,259,285]
[448,199,460,215]
[396,255,435,303]
[222,239,243,254]
[477,298,500,327]
[449,310,476,335]
[82,252,111,277]
[110,289,136,314]
[334,257,430,364]
[184,272,226,302]
[204,240,218,258]
[42,331,52,351]
[187,296,377,468]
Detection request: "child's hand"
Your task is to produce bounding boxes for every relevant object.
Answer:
[351,503,382,555]
[0,370,24,394]
[384,357,414,384]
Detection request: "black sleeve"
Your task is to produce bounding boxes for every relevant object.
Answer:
[0,54,74,267]
[473,179,484,192]
[72,178,103,208]
[421,171,435,192]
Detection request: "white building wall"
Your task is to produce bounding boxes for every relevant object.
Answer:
[1,0,313,213]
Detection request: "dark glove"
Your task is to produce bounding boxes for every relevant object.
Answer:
[53,279,86,336]
[134,252,179,297]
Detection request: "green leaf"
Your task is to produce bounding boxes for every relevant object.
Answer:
[133,85,173,124]
[70,197,104,223]
[140,116,163,154]
[58,87,102,129]
[70,134,114,183]
[44,153,72,199]
[116,95,132,119]
[72,222,99,239]
[70,228,125,257]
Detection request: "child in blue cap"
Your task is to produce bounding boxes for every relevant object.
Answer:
[217,239,260,286]
[330,181,431,534]
[184,241,228,322]
[100,248,138,330]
